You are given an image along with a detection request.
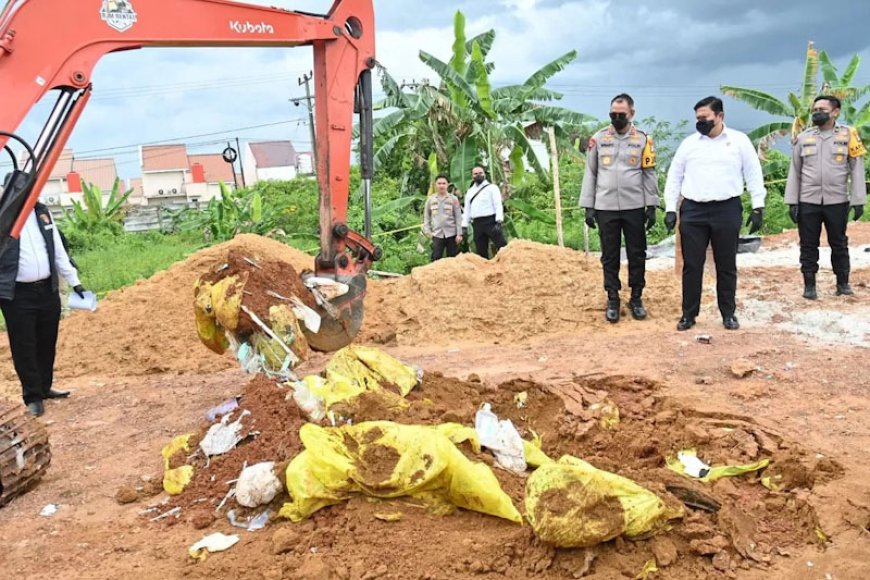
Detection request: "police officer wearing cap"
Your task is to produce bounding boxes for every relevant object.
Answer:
[580,93,659,323]
[785,95,867,299]
[664,96,766,332]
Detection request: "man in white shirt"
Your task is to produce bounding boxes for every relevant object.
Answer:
[461,166,507,258]
[664,96,766,332]
[0,202,86,417]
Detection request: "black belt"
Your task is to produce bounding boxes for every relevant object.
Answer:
[471,214,496,224]
[16,278,51,287]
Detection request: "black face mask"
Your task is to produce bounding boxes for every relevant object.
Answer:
[473,175,485,185]
[812,111,831,126]
[610,113,630,131]
[696,118,716,136]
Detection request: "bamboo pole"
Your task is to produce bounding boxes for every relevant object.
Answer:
[547,127,564,247]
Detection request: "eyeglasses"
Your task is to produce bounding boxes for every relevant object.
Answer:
[609,112,628,120]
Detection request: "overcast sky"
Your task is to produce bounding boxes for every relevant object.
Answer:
[6,0,870,180]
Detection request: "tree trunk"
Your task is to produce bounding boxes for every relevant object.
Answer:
[547,127,564,247]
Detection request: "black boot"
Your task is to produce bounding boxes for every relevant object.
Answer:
[628,290,647,320]
[605,292,620,323]
[803,273,817,300]
[836,273,854,296]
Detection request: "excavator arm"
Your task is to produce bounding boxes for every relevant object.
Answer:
[0,0,380,351]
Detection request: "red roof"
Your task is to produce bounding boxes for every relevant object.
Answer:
[188,153,235,184]
[73,158,118,192]
[142,144,189,172]
[248,140,298,168]
[50,149,74,177]
[48,150,117,191]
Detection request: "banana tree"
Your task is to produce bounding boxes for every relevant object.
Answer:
[818,51,870,142]
[64,177,132,233]
[722,41,870,147]
[373,10,595,196]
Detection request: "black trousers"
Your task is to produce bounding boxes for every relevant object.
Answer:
[431,236,459,262]
[471,215,507,259]
[798,202,850,276]
[596,208,647,295]
[679,197,742,319]
[0,280,61,405]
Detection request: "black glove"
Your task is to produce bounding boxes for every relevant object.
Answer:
[852,205,864,221]
[665,212,677,233]
[584,208,597,229]
[747,208,764,234]
[73,285,86,299]
[645,206,657,231]
[492,222,503,235]
[789,205,799,224]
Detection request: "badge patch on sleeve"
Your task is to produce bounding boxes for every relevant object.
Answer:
[641,137,657,168]
[849,127,867,158]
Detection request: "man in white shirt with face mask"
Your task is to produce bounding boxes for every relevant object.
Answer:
[461,166,507,258]
[664,96,766,332]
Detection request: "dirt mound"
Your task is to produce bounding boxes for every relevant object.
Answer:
[156,372,836,579]
[49,235,315,379]
[28,237,683,380]
[361,240,682,346]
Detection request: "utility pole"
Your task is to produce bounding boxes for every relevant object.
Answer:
[547,127,564,248]
[290,72,317,175]
[235,137,246,188]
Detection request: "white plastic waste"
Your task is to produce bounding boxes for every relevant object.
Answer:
[39,504,58,517]
[474,403,527,472]
[189,532,239,559]
[290,379,326,422]
[303,277,350,300]
[200,410,251,457]
[235,462,283,508]
[677,450,712,478]
[228,508,271,531]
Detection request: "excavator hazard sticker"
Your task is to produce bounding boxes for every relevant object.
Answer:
[100,0,138,33]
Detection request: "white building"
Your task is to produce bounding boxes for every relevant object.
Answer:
[243,140,306,185]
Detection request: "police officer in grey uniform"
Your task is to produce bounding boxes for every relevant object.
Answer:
[580,93,659,323]
[423,174,464,261]
[786,95,867,299]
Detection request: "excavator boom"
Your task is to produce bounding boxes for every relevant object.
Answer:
[0,0,380,351]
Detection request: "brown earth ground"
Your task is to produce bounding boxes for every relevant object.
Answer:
[0,228,869,580]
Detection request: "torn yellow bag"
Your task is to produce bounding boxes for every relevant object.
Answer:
[279,421,521,524]
[665,449,770,483]
[161,434,195,495]
[526,456,683,548]
[299,346,420,411]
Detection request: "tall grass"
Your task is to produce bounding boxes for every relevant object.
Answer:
[73,232,206,296]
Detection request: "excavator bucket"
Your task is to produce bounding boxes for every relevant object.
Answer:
[0,402,51,507]
[303,273,367,353]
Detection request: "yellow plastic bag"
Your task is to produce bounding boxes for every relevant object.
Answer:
[279,421,521,524]
[523,438,553,468]
[665,449,770,483]
[298,346,420,412]
[326,346,418,395]
[162,434,195,495]
[525,456,683,548]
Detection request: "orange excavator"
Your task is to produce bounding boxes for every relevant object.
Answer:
[0,0,379,505]
[0,0,380,352]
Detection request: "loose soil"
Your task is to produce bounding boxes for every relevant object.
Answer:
[152,369,841,579]
[2,228,870,579]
